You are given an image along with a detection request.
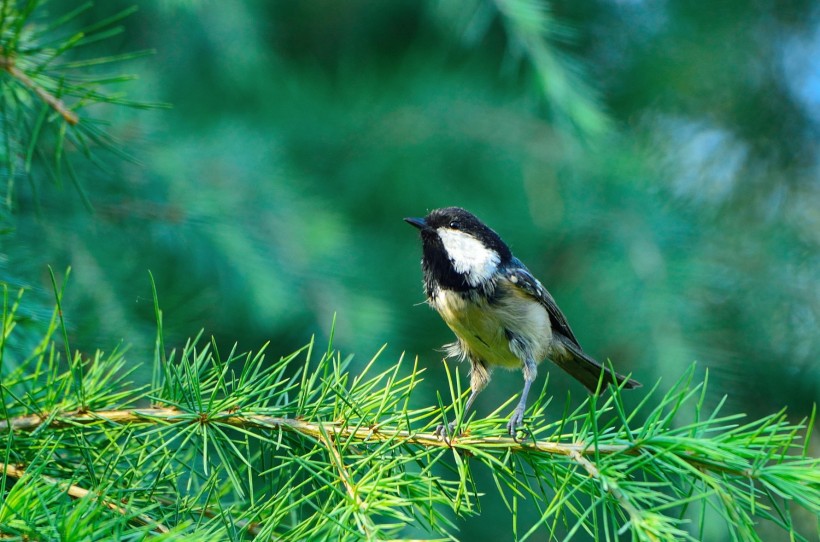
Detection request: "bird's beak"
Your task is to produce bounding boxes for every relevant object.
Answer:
[404,217,427,230]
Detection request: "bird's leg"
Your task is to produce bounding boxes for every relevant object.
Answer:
[436,359,489,439]
[507,357,537,436]
[436,388,479,439]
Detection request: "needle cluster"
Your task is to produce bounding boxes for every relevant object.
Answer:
[1,283,817,541]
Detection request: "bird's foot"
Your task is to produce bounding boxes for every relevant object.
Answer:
[434,420,460,441]
[506,406,525,438]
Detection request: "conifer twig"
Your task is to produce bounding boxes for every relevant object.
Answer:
[317,430,377,538]
[0,406,804,485]
[567,448,650,539]
[0,50,80,125]
[2,283,817,540]
[2,407,629,453]
[0,461,169,533]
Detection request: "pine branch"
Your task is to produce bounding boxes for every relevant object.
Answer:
[0,407,627,456]
[0,1,166,209]
[1,397,817,539]
[440,0,608,138]
[0,460,168,534]
[0,51,78,124]
[491,0,609,137]
[317,429,379,538]
[1,404,815,501]
[1,290,818,540]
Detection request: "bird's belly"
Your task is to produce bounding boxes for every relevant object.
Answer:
[433,288,552,369]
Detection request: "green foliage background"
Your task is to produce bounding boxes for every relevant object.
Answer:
[2,1,819,540]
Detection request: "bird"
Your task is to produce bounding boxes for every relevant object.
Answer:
[405,207,640,437]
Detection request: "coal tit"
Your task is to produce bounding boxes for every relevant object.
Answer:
[405,207,640,437]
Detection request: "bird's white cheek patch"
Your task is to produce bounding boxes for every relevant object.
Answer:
[437,228,500,286]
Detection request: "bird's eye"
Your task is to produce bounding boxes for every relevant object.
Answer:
[449,220,460,229]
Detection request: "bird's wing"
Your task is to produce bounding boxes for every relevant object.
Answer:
[504,259,581,348]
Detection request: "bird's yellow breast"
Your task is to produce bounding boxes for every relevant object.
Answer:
[432,279,553,369]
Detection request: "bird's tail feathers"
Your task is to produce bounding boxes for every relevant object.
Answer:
[554,336,641,393]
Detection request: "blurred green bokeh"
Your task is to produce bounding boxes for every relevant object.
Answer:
[2,1,818,539]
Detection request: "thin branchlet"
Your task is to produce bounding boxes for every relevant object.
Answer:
[0,461,169,533]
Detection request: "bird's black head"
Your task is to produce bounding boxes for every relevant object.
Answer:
[404,207,512,294]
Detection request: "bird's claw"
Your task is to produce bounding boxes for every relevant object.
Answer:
[435,420,459,442]
[506,407,525,438]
